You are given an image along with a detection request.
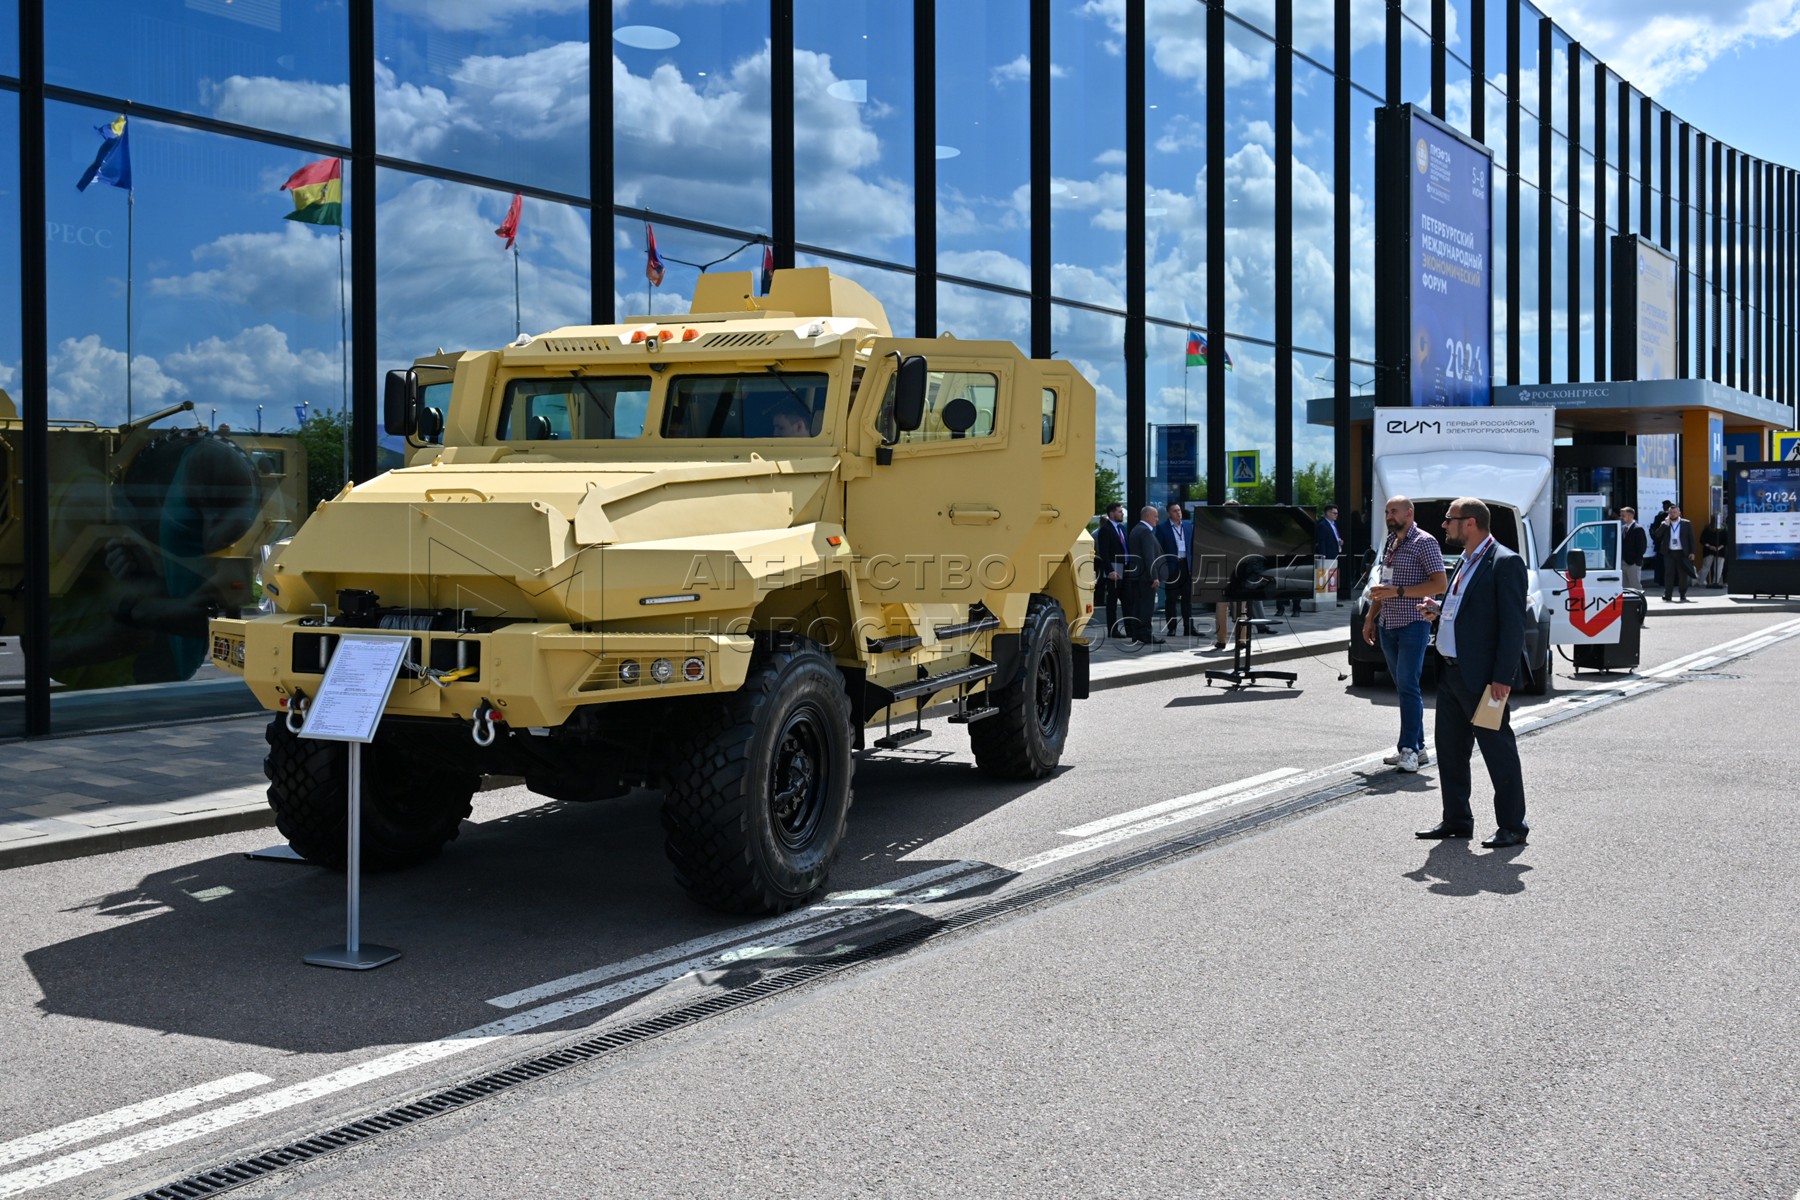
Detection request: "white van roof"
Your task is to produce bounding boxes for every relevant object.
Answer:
[1374,450,1549,513]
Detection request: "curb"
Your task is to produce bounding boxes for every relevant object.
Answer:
[1090,634,1351,691]
[0,804,275,871]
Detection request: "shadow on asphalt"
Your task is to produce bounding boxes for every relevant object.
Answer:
[1400,839,1532,896]
[1165,689,1305,707]
[24,757,1054,1054]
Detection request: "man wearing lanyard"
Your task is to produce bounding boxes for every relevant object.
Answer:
[1417,497,1530,848]
[1364,496,1448,773]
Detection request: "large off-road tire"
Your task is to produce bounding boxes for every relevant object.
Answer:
[264,717,477,870]
[970,595,1073,780]
[1521,646,1554,696]
[660,638,853,914]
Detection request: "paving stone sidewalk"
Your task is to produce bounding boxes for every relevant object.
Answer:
[1,588,1785,871]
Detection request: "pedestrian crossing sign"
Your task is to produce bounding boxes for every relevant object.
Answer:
[1228,450,1260,486]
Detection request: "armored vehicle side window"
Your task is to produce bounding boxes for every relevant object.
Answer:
[1041,388,1057,444]
[662,373,829,438]
[876,370,1000,444]
[495,377,650,441]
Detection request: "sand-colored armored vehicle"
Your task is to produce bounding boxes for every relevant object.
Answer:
[0,389,305,689]
[208,269,1096,913]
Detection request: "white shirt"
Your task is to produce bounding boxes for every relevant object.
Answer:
[1437,535,1494,660]
[1667,520,1683,550]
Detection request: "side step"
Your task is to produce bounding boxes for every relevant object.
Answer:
[885,661,997,703]
[872,728,932,750]
[947,705,1000,725]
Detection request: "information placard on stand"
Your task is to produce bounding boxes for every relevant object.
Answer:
[298,635,408,971]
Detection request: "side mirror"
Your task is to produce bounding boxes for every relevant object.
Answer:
[891,355,928,434]
[417,406,445,442]
[383,369,419,437]
[1565,548,1588,580]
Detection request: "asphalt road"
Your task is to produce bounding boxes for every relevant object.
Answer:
[2,609,1797,1198]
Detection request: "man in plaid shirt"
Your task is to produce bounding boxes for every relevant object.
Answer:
[1362,496,1448,773]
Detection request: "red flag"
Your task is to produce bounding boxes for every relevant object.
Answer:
[495,192,522,249]
[645,222,665,286]
[760,243,774,295]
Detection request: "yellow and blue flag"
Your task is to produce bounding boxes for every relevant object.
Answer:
[75,115,131,192]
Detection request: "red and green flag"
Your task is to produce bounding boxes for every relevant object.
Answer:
[1185,331,1232,370]
[281,157,342,226]
[495,192,522,249]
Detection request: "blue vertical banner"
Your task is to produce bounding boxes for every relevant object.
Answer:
[1408,112,1493,407]
[1161,424,1198,486]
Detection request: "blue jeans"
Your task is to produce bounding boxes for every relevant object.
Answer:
[1379,620,1431,753]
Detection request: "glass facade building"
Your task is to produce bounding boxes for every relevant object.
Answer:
[3,0,1797,737]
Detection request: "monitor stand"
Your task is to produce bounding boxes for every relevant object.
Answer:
[1204,605,1298,690]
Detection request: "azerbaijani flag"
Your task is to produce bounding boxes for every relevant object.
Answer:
[760,243,774,295]
[75,115,131,192]
[281,157,342,226]
[1186,331,1232,370]
[495,192,522,249]
[645,222,665,286]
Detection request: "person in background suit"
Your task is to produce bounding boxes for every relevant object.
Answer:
[1655,503,1696,602]
[1155,502,1198,636]
[1700,515,1727,587]
[1094,502,1128,636]
[1619,506,1646,591]
[1316,503,1344,607]
[1416,497,1530,849]
[1647,499,1673,585]
[1125,505,1165,644]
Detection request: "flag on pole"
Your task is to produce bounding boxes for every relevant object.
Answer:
[495,192,522,249]
[645,223,665,286]
[760,243,775,295]
[75,115,132,192]
[281,157,342,226]
[1185,331,1232,370]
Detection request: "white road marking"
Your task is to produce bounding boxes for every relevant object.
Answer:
[1059,769,1302,838]
[8,617,1797,1199]
[485,859,990,1009]
[0,1073,270,1169]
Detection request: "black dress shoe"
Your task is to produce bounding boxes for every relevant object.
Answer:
[1149,637,1167,645]
[1415,822,1474,839]
[1481,828,1529,848]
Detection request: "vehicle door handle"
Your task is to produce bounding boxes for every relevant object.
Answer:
[948,505,1002,525]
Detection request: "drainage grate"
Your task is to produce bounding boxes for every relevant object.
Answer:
[1676,671,1742,681]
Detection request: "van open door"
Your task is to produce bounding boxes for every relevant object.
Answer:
[1543,520,1624,646]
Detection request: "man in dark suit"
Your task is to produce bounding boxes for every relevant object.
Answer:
[1124,505,1165,644]
[1416,497,1530,849]
[1315,503,1343,607]
[1619,506,1647,591]
[1155,501,1198,636]
[1655,503,1696,602]
[1094,502,1128,635]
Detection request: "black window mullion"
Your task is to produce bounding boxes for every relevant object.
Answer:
[1767,162,1776,396]
[1333,0,1352,532]
[1568,42,1581,382]
[1593,62,1607,380]
[1030,0,1050,359]
[1125,0,1147,511]
[1659,108,1672,251]
[1431,0,1446,118]
[1387,0,1402,105]
[1713,141,1724,382]
[914,0,936,337]
[771,0,795,273]
[1275,0,1294,503]
[1537,16,1551,384]
[18,0,50,735]
[1471,0,1485,143]
[1642,96,1654,240]
[1678,123,1690,379]
[1207,0,1227,505]
[1505,0,1519,385]
[590,3,614,324]
[349,0,377,483]
[1616,79,1629,236]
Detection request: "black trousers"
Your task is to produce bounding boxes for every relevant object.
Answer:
[1098,575,1123,635]
[1123,579,1156,640]
[1161,565,1193,632]
[1434,673,1528,833]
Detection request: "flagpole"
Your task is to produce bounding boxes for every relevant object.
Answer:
[126,188,135,425]
[512,243,521,338]
[338,225,349,485]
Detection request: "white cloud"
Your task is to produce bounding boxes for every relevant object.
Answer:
[150,223,344,320]
[379,0,587,33]
[990,55,1068,86]
[1545,0,1800,94]
[163,326,340,405]
[46,335,186,423]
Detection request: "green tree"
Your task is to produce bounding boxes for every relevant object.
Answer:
[291,410,349,513]
[1227,461,1334,510]
[1094,463,1124,514]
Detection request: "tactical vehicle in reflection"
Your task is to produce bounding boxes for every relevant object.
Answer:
[209,268,1097,913]
[0,389,306,689]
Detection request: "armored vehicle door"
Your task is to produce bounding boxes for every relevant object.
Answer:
[847,342,1050,608]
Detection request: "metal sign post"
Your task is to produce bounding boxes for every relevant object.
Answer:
[295,635,409,971]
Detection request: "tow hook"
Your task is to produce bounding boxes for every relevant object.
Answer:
[471,699,503,747]
[284,691,309,734]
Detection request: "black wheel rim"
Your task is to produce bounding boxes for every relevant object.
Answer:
[1034,649,1061,738]
[769,702,830,850]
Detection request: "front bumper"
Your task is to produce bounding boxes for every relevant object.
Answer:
[209,614,754,729]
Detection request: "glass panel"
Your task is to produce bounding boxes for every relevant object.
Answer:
[1234,0,1276,40]
[1224,20,1275,344]
[1493,180,1511,385]
[1223,341,1271,502]
[1578,210,1596,380]
[43,102,345,730]
[1294,0,1333,64]
[1486,0,1512,103]
[1052,0,1125,310]
[496,377,651,442]
[1349,0,1386,93]
[1518,92,1539,187]
[936,0,1030,286]
[1549,129,1567,210]
[1577,50,1597,150]
[1548,26,1571,135]
[670,371,832,440]
[794,251,917,337]
[0,88,18,737]
[611,216,759,323]
[878,368,998,445]
[0,0,16,77]
[46,0,349,145]
[1445,0,1469,63]
[1145,0,1204,329]
[614,0,767,230]
[1294,57,1335,355]
[1517,180,1540,383]
[1579,148,1595,217]
[1401,12,1431,108]
[1484,84,1507,167]
[1549,195,1568,382]
[938,280,1029,354]
[795,0,913,265]
[1059,305,1126,502]
[1350,91,1378,362]
[1291,350,1336,510]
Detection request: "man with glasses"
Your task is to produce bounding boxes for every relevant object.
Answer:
[1363,496,1448,773]
[1416,498,1531,849]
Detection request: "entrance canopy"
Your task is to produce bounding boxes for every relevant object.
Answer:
[1308,378,1795,434]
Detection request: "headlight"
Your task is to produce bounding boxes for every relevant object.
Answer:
[619,659,641,683]
[650,657,674,683]
[681,656,706,682]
